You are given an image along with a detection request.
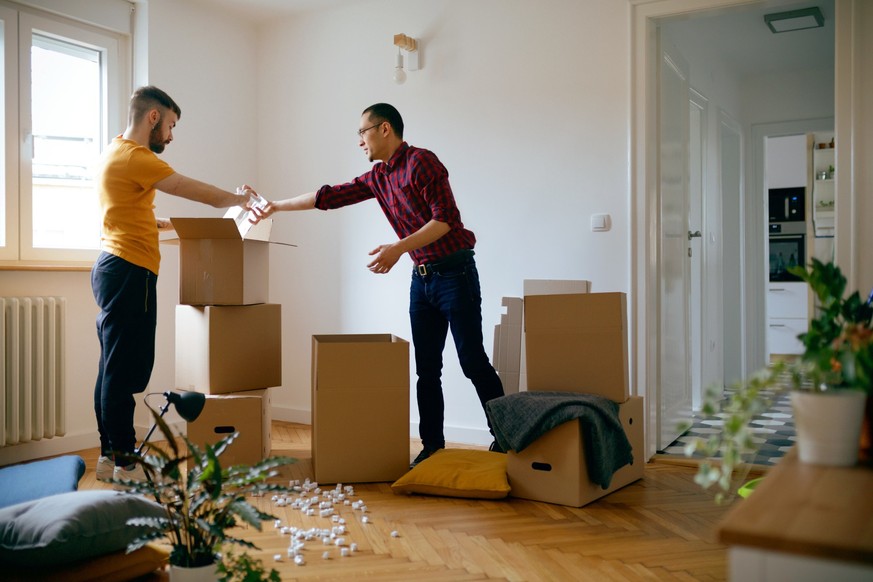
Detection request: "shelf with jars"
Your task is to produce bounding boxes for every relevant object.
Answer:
[812,137,835,238]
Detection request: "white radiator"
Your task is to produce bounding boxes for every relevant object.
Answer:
[1,297,66,446]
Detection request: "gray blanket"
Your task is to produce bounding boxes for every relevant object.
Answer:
[485,391,633,489]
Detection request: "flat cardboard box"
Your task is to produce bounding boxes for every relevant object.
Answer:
[175,304,281,394]
[523,279,591,296]
[507,395,644,507]
[187,389,272,467]
[516,280,591,392]
[524,292,629,401]
[169,217,272,306]
[312,334,409,484]
[493,297,523,395]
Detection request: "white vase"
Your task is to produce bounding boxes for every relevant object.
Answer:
[169,562,219,582]
[791,390,866,466]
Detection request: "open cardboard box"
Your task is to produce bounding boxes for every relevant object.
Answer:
[507,395,644,507]
[311,334,410,484]
[164,216,293,306]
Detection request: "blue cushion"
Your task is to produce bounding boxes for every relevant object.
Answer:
[0,456,85,509]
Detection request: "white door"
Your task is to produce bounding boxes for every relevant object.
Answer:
[657,33,694,450]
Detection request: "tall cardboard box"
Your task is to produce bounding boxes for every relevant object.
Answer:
[507,396,644,507]
[187,389,272,467]
[175,304,281,394]
[170,217,272,306]
[312,334,409,484]
[524,292,629,401]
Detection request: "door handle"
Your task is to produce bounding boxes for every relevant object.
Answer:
[687,230,702,240]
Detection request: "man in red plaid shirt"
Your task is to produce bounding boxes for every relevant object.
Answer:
[252,103,505,468]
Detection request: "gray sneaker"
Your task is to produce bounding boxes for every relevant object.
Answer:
[96,455,115,482]
[112,463,147,490]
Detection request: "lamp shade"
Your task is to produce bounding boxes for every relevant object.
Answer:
[165,390,206,422]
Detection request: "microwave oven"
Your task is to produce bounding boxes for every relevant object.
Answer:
[768,187,805,223]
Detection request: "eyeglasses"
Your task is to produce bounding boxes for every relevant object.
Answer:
[357,122,383,138]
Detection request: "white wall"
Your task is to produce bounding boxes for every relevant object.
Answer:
[256,0,632,444]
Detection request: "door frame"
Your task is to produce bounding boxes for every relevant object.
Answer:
[688,87,708,411]
[630,0,860,460]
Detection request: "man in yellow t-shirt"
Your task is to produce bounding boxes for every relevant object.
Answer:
[92,86,255,484]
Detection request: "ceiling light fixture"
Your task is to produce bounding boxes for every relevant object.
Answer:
[392,33,419,85]
[764,6,824,33]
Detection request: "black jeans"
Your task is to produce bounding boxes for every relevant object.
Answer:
[91,252,157,463]
[409,255,504,450]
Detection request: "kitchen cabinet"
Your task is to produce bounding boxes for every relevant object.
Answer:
[767,282,808,355]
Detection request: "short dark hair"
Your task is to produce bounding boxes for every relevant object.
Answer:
[362,103,403,139]
[129,85,181,125]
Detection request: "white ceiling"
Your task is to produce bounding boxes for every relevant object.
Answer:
[185,0,355,21]
[189,0,835,77]
[662,1,835,77]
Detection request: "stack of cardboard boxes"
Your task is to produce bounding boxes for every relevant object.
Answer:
[168,216,283,467]
[507,289,645,507]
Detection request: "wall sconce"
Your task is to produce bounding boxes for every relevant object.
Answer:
[393,33,419,85]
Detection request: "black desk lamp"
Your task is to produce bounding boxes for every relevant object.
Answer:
[135,390,206,456]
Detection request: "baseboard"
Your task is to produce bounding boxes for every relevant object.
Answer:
[0,431,99,467]
[441,424,493,447]
[270,404,312,425]
[271,404,493,446]
[0,420,190,468]
[0,411,495,467]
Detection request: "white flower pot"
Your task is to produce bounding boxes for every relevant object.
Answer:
[169,562,218,582]
[791,390,866,466]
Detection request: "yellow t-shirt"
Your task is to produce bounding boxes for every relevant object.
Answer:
[97,136,176,275]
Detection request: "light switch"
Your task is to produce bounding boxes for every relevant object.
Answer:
[591,213,611,232]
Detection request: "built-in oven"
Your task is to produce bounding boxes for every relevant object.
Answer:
[769,222,805,282]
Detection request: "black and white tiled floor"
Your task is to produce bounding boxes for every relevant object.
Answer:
[660,390,796,466]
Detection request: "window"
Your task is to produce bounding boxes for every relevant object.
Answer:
[0,3,128,265]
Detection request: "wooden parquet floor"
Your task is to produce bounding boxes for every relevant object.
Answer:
[75,421,746,581]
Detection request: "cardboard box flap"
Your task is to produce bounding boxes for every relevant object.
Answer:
[312,334,409,390]
[169,216,274,242]
[223,205,275,241]
[171,217,244,240]
[244,217,272,241]
[524,292,626,332]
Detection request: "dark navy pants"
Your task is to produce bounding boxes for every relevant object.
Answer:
[409,255,504,450]
[91,251,157,463]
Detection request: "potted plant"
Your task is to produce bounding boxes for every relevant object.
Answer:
[681,258,872,501]
[112,409,294,581]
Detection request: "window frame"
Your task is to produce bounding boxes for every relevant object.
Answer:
[0,1,129,267]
